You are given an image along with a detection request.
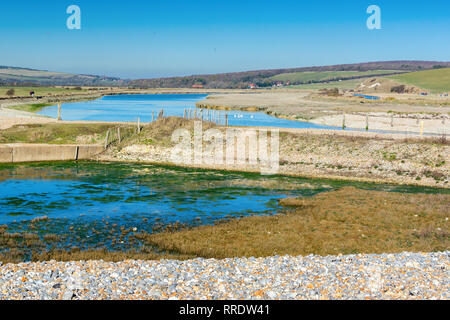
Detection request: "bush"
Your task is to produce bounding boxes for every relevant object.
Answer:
[391,85,406,94]
[6,88,15,96]
[320,88,340,96]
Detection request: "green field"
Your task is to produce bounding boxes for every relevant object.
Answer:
[0,86,87,98]
[0,67,118,86]
[389,68,450,93]
[271,70,406,84]
[287,78,363,90]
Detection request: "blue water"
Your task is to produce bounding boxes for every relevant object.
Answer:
[0,162,328,225]
[353,94,380,100]
[38,94,338,130]
[0,162,446,256]
[0,162,334,252]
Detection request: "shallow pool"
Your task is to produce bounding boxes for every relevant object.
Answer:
[0,162,447,254]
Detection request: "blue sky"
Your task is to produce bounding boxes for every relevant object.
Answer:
[1,0,449,79]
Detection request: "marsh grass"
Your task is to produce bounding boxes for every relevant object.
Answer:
[0,185,448,264]
[145,187,449,258]
[0,219,195,264]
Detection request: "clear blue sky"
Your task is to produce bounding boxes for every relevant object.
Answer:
[1,0,449,79]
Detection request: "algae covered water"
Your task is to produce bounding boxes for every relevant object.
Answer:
[0,161,447,254]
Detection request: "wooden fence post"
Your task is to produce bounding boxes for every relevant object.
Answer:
[104,129,110,149]
[342,113,346,130]
[57,103,62,121]
[118,127,121,143]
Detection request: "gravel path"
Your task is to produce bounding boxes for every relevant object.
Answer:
[0,252,448,300]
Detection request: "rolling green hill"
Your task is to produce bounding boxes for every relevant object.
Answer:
[0,66,126,86]
[287,79,363,90]
[270,70,406,84]
[388,68,450,93]
[130,61,450,89]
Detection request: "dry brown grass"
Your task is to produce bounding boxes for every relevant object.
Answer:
[401,134,449,146]
[120,116,217,149]
[0,123,123,145]
[145,187,450,258]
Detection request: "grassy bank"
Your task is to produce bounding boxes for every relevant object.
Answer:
[0,123,125,144]
[5,103,53,113]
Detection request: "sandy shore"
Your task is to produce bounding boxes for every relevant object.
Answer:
[0,107,56,129]
[310,113,448,135]
[197,92,450,135]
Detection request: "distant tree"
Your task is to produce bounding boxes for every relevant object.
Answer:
[6,88,15,96]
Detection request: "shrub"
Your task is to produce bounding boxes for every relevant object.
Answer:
[391,85,406,93]
[6,88,15,96]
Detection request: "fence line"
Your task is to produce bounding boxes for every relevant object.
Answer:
[104,125,139,149]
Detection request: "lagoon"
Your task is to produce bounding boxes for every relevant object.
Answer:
[38,94,337,130]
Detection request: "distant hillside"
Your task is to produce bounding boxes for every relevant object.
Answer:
[388,68,450,93]
[270,70,406,83]
[0,66,127,87]
[130,61,450,89]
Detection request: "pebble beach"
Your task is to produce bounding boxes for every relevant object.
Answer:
[0,251,448,300]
